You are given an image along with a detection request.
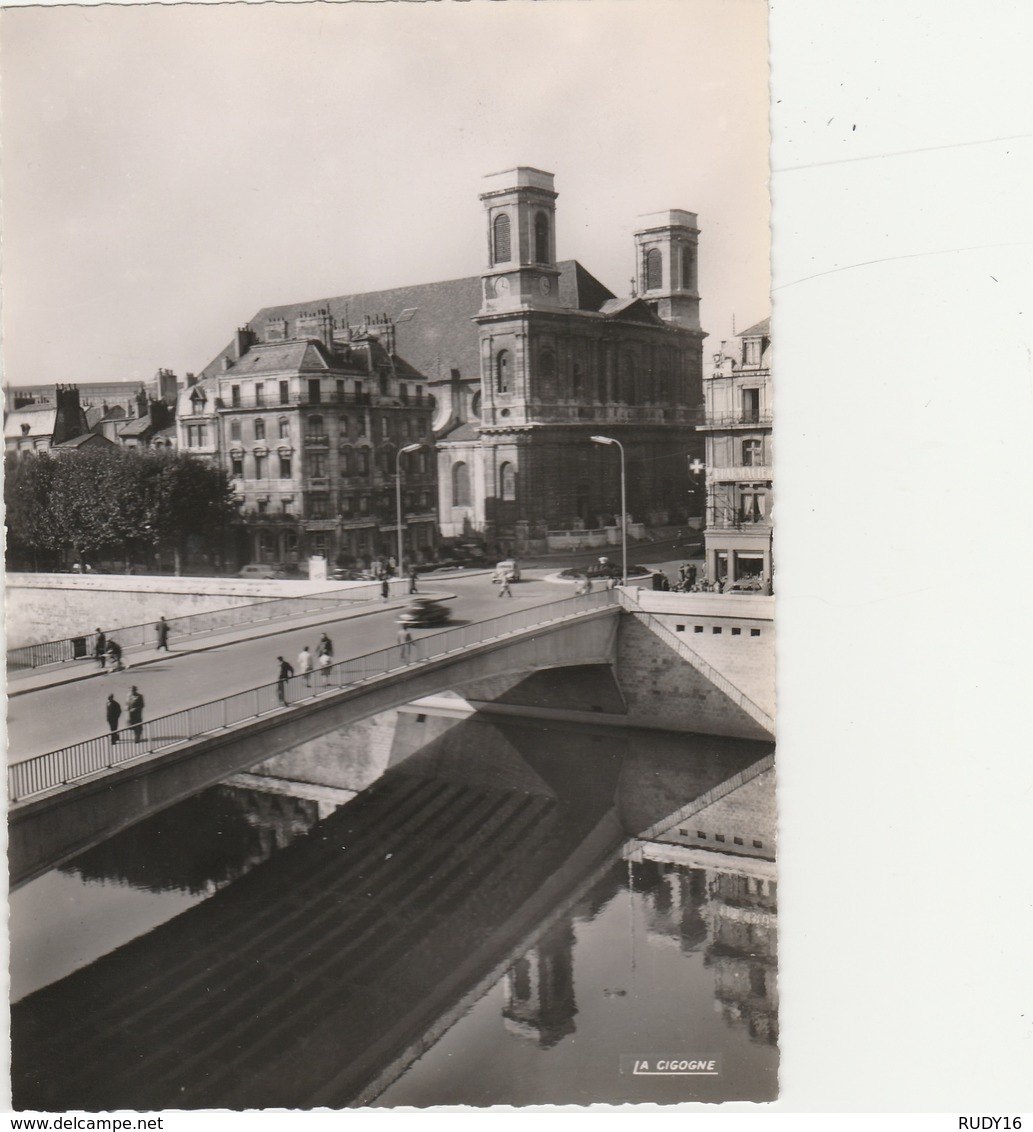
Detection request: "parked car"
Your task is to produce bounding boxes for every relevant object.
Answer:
[237,563,284,579]
[492,559,521,583]
[396,597,452,627]
[331,568,374,581]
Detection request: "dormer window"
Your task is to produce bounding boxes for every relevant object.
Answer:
[190,394,205,415]
[744,338,762,366]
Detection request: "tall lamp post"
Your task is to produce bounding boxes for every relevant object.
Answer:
[395,442,423,577]
[590,435,627,585]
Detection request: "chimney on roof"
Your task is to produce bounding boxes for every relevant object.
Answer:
[185,372,198,388]
[52,384,86,446]
[233,326,255,360]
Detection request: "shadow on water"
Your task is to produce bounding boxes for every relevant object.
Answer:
[11,706,777,1110]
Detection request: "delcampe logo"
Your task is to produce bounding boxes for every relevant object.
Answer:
[620,1055,722,1076]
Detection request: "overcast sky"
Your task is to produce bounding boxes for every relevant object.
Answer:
[0,0,770,388]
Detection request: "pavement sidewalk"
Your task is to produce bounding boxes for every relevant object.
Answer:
[6,588,460,699]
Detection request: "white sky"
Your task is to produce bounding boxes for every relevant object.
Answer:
[0,0,770,387]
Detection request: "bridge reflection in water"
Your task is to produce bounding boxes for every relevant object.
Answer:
[11,710,777,1110]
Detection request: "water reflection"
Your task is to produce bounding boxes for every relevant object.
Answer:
[62,784,332,896]
[377,852,777,1107]
[11,710,777,1110]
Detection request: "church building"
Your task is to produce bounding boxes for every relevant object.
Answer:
[202,167,705,560]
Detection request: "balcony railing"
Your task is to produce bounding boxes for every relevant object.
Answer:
[697,411,773,429]
[523,405,701,425]
[220,391,435,412]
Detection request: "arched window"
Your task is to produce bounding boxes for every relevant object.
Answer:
[681,245,695,291]
[496,350,511,394]
[500,461,516,501]
[534,212,550,263]
[645,248,663,291]
[452,461,471,507]
[254,418,265,441]
[493,213,511,264]
[471,390,482,419]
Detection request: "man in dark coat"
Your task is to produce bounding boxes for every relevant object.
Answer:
[276,656,294,704]
[126,686,145,743]
[95,629,107,671]
[155,616,170,652]
[106,694,122,744]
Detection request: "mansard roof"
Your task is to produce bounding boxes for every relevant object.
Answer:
[739,317,770,340]
[227,340,336,377]
[200,260,618,386]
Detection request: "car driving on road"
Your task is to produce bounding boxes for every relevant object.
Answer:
[396,596,452,627]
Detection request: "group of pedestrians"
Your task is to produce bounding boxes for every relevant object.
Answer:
[105,686,145,745]
[277,632,335,702]
[94,615,172,675]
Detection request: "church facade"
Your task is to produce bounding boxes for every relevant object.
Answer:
[202,167,705,562]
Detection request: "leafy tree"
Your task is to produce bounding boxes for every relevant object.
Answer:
[4,452,60,569]
[5,447,239,573]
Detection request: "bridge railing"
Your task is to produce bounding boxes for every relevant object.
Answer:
[8,588,619,803]
[6,580,406,673]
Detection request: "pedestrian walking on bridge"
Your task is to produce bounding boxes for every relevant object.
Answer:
[397,627,414,661]
[497,576,513,599]
[106,694,122,744]
[95,629,107,671]
[297,646,314,687]
[276,656,294,704]
[155,616,170,652]
[106,639,127,673]
[126,686,145,743]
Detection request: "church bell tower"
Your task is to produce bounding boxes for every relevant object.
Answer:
[479,166,562,314]
[634,209,701,330]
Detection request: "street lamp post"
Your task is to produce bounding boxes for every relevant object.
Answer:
[395,443,423,577]
[590,435,627,585]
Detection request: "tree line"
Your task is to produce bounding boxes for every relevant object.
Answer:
[4,448,239,574]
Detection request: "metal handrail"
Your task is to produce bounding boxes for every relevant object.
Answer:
[6,580,407,673]
[8,589,619,803]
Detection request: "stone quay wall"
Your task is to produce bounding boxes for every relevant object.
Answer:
[3,573,358,649]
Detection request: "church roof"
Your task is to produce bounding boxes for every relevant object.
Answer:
[200,261,618,386]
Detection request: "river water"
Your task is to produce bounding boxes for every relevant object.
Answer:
[10,704,777,1108]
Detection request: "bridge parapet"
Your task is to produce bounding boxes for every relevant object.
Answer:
[9,590,621,807]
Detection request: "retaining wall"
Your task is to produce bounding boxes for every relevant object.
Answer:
[3,573,360,648]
